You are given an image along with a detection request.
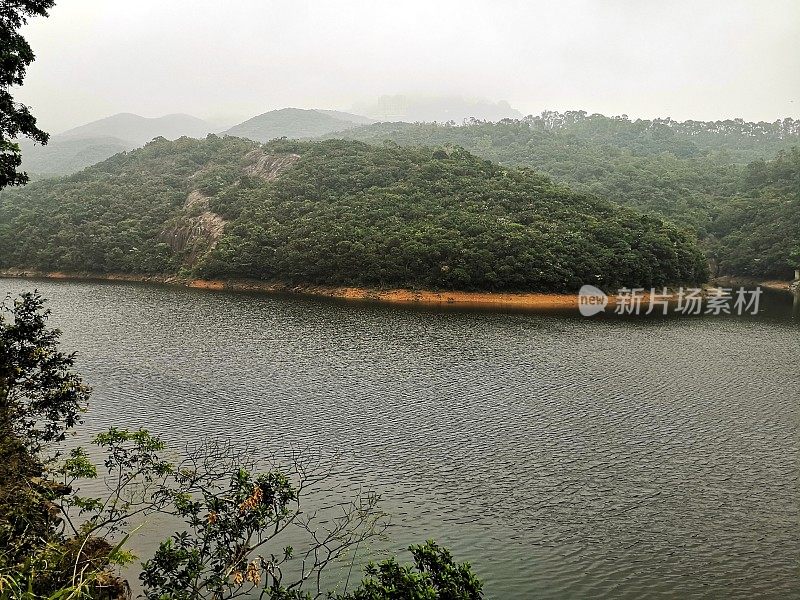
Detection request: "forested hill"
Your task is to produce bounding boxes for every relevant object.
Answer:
[0,136,708,293]
[708,147,800,278]
[527,111,799,162]
[336,112,800,163]
[330,113,800,279]
[224,108,373,142]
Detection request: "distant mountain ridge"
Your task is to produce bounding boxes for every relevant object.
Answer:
[223,108,374,142]
[58,112,216,145]
[18,136,133,179]
[19,112,219,177]
[19,109,375,177]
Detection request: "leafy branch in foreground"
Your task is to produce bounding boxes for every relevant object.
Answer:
[44,428,391,600]
[0,291,88,457]
[0,292,90,587]
[335,541,483,600]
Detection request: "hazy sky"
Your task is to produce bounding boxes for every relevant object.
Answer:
[17,0,800,133]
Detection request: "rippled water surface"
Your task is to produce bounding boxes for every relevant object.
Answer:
[3,279,799,599]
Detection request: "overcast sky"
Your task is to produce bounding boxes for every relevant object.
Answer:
[17,0,800,133]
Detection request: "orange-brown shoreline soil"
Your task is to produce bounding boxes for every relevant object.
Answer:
[1,269,794,310]
[0,269,581,309]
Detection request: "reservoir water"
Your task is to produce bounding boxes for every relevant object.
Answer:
[2,278,798,599]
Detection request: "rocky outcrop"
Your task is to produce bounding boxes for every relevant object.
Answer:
[159,190,226,267]
[159,151,299,268]
[243,149,300,180]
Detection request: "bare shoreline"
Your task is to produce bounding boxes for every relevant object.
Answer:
[0,269,582,309]
[0,269,794,311]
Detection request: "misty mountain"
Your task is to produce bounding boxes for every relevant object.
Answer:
[58,112,216,146]
[314,109,375,125]
[18,136,134,178]
[17,109,373,178]
[223,108,373,142]
[17,112,218,177]
[352,95,523,123]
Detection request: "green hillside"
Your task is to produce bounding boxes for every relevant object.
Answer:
[224,108,373,143]
[708,148,800,278]
[0,136,707,292]
[330,113,800,279]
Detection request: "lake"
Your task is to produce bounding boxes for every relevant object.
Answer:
[2,278,798,599]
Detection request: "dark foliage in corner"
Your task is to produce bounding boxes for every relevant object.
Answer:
[0,0,54,189]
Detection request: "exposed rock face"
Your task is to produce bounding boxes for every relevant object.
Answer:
[159,191,226,267]
[243,150,300,180]
[160,151,299,268]
[184,189,209,210]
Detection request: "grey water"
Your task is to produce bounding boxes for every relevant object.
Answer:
[2,278,798,599]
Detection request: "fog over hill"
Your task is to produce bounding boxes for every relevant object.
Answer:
[58,112,217,145]
[314,109,375,125]
[19,108,378,176]
[17,113,219,177]
[352,95,523,123]
[18,136,133,179]
[223,108,374,142]
[13,98,524,177]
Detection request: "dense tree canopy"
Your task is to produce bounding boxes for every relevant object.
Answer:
[331,113,800,279]
[336,541,483,600]
[0,135,260,273]
[7,109,796,281]
[0,136,708,292]
[708,148,800,278]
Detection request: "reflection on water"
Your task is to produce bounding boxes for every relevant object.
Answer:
[2,278,798,599]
